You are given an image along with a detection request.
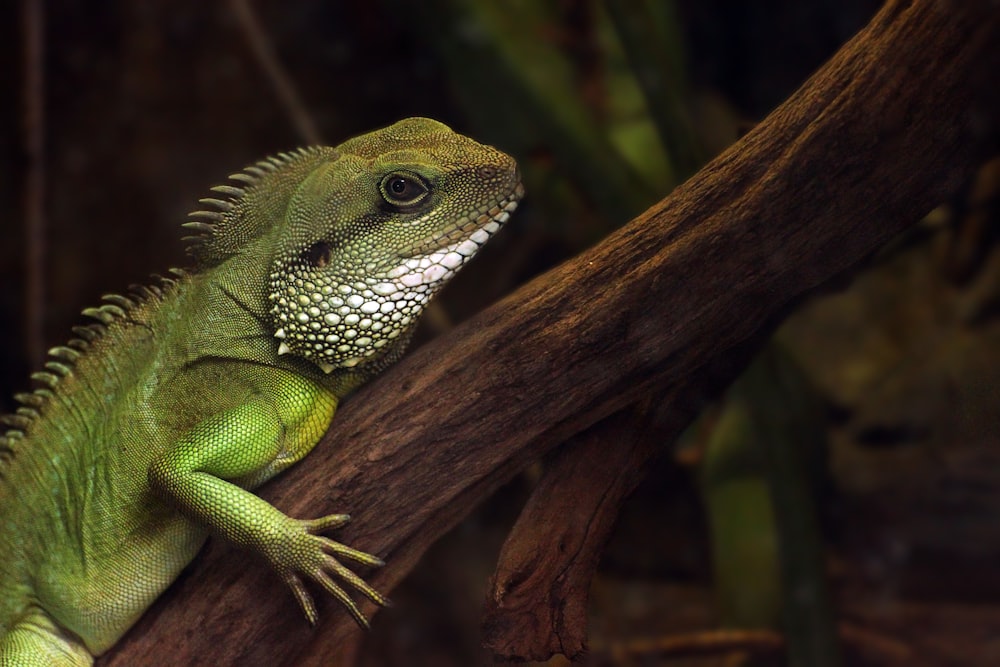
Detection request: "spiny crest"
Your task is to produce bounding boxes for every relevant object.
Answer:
[182,146,334,268]
[0,272,184,473]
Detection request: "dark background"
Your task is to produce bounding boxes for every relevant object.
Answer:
[4,2,999,665]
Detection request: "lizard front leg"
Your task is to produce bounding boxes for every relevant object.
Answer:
[147,396,388,627]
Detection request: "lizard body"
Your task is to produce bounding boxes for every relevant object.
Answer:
[0,118,522,665]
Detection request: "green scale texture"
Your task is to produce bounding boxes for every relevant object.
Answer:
[0,118,522,666]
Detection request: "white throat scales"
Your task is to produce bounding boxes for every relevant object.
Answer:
[268,192,520,374]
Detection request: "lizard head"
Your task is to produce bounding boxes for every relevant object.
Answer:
[266,118,523,374]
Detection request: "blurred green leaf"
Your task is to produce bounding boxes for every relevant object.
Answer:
[699,345,842,667]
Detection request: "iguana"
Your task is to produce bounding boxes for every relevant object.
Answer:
[0,117,523,666]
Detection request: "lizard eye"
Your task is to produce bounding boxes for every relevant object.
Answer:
[379,172,429,208]
[303,241,332,268]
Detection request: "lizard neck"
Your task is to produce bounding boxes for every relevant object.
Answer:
[180,255,373,397]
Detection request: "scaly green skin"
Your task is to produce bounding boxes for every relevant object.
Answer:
[0,118,522,666]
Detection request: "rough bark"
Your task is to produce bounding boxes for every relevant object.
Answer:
[481,396,688,661]
[480,340,760,660]
[102,0,999,664]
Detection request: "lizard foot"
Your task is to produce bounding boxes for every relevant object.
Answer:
[269,513,389,629]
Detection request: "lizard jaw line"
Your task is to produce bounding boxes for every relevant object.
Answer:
[386,188,522,288]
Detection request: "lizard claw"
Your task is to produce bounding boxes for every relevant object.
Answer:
[277,512,389,628]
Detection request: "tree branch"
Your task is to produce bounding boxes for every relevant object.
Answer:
[482,395,688,661]
[102,0,998,664]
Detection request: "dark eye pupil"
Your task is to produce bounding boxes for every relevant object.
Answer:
[304,241,331,268]
[381,172,428,206]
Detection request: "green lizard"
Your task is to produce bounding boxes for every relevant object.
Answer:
[0,117,522,666]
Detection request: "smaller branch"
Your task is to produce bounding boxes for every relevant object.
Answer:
[594,629,785,661]
[593,623,915,664]
[481,338,761,661]
[228,0,322,145]
[837,623,913,663]
[482,394,688,661]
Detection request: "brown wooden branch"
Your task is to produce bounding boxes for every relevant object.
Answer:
[102,1,998,664]
[594,629,786,662]
[481,333,763,660]
[481,393,690,661]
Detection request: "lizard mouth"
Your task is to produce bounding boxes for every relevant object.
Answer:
[386,181,524,289]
